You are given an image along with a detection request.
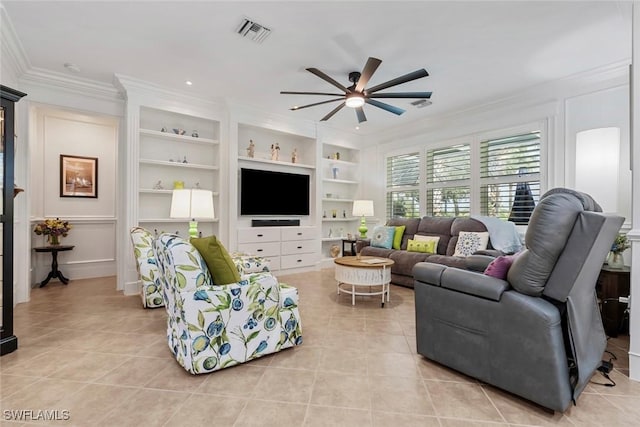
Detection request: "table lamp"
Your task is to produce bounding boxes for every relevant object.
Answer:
[170,189,215,238]
[352,200,374,238]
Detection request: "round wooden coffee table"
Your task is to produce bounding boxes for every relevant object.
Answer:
[334,256,394,307]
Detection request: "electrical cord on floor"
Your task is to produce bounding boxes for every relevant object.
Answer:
[590,350,617,387]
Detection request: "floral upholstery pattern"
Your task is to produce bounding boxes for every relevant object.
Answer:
[130,227,164,308]
[153,234,303,374]
[230,252,272,276]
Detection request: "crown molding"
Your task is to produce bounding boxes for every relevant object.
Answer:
[20,67,122,103]
[0,6,30,77]
[114,74,223,106]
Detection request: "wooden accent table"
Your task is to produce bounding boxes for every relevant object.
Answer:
[33,245,74,287]
[597,265,630,337]
[334,256,394,307]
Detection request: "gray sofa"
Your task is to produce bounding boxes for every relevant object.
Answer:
[413,189,623,412]
[359,216,498,288]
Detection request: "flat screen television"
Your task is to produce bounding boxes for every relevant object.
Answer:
[240,168,310,216]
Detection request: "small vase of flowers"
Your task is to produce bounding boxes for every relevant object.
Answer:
[608,233,630,269]
[33,218,72,246]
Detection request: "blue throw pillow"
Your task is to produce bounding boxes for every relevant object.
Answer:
[371,226,396,249]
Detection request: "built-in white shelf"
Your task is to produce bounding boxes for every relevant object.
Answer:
[322,178,358,185]
[322,158,357,167]
[322,217,357,222]
[238,156,315,170]
[322,198,354,203]
[139,189,220,195]
[139,159,219,170]
[140,128,219,145]
[321,237,343,242]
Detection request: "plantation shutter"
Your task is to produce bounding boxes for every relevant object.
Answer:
[426,144,471,217]
[386,153,420,218]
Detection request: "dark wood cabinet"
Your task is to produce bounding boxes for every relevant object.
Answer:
[597,266,630,337]
[1,85,27,356]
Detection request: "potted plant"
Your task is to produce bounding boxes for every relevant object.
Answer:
[33,218,72,246]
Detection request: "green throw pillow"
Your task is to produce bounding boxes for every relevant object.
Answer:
[407,238,436,254]
[190,235,241,285]
[392,225,406,250]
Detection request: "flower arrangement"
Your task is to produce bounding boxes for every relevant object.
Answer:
[611,233,630,254]
[33,218,72,245]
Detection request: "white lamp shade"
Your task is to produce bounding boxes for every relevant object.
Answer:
[170,189,215,219]
[352,200,374,217]
[575,127,620,213]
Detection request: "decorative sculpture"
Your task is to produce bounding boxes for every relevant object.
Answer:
[292,148,298,163]
[247,139,255,158]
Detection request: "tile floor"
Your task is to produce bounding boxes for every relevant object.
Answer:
[0,269,637,426]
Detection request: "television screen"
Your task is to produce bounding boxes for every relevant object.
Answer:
[240,168,310,216]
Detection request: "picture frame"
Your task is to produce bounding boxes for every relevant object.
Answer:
[60,154,98,198]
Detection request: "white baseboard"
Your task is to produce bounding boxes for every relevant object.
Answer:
[629,351,640,382]
[124,280,140,296]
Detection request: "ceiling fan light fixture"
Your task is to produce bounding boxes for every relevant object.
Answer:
[345,94,365,108]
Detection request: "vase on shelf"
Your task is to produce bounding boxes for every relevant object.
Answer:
[48,235,60,246]
[608,252,624,269]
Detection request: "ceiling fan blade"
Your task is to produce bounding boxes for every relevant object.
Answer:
[367,69,429,94]
[281,91,345,96]
[307,68,351,93]
[369,91,432,99]
[290,98,344,111]
[355,57,382,92]
[321,102,346,121]
[355,107,367,123]
[366,99,405,116]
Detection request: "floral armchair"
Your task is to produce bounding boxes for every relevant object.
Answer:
[153,233,302,374]
[129,227,164,308]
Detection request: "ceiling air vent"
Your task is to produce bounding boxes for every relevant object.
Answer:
[410,99,433,109]
[236,17,272,43]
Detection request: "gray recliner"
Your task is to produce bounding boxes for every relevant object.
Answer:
[413,188,623,412]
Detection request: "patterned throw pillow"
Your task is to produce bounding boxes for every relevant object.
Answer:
[392,225,406,250]
[230,252,271,275]
[483,255,514,279]
[453,231,490,257]
[413,235,440,253]
[407,239,437,254]
[371,226,396,249]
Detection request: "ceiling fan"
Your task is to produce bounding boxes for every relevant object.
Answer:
[280,57,432,123]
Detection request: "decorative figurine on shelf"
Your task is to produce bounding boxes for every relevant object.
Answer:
[323,210,327,218]
[332,209,337,218]
[271,143,280,160]
[328,228,333,237]
[194,182,201,189]
[247,139,255,158]
[330,245,340,258]
[332,166,339,179]
[161,127,167,133]
[183,156,188,163]
[291,148,298,163]
[342,209,346,218]
[336,152,340,160]
[173,181,184,189]
[192,130,199,138]
[153,180,164,190]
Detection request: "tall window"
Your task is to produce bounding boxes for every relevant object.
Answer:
[426,144,470,217]
[479,131,540,224]
[386,152,420,218]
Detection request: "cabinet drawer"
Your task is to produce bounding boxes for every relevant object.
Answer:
[238,227,280,243]
[281,240,316,255]
[280,253,317,269]
[264,256,280,271]
[281,227,317,241]
[237,242,280,257]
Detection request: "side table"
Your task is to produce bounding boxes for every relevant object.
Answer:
[597,265,630,337]
[341,239,357,256]
[33,245,75,287]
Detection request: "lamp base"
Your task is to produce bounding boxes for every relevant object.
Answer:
[188,220,199,239]
[358,216,368,238]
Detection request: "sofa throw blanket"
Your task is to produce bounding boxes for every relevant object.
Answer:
[471,215,523,254]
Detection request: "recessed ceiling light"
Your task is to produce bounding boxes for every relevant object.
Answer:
[63,62,80,73]
[185,80,193,86]
[355,126,360,130]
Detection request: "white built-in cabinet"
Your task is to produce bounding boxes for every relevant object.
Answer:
[237,226,318,271]
[320,143,361,261]
[137,106,220,237]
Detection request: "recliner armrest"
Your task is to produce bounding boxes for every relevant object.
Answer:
[414,262,510,301]
[465,255,495,272]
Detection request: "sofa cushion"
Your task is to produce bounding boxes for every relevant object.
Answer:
[392,225,406,250]
[360,246,394,258]
[389,250,430,276]
[407,239,437,254]
[483,255,514,279]
[371,226,396,249]
[416,217,455,254]
[447,218,488,255]
[190,235,242,285]
[387,218,421,250]
[453,231,490,257]
[423,254,469,269]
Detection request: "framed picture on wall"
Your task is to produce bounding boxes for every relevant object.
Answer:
[60,154,98,198]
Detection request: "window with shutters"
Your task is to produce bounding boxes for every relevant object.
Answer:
[386,152,420,218]
[479,132,540,224]
[426,144,471,217]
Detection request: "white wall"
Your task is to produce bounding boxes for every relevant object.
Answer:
[30,107,118,284]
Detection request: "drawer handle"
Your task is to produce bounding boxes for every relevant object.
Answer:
[257,234,263,237]
[297,232,303,236]
[257,249,263,252]
[297,246,302,249]
[297,259,302,263]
